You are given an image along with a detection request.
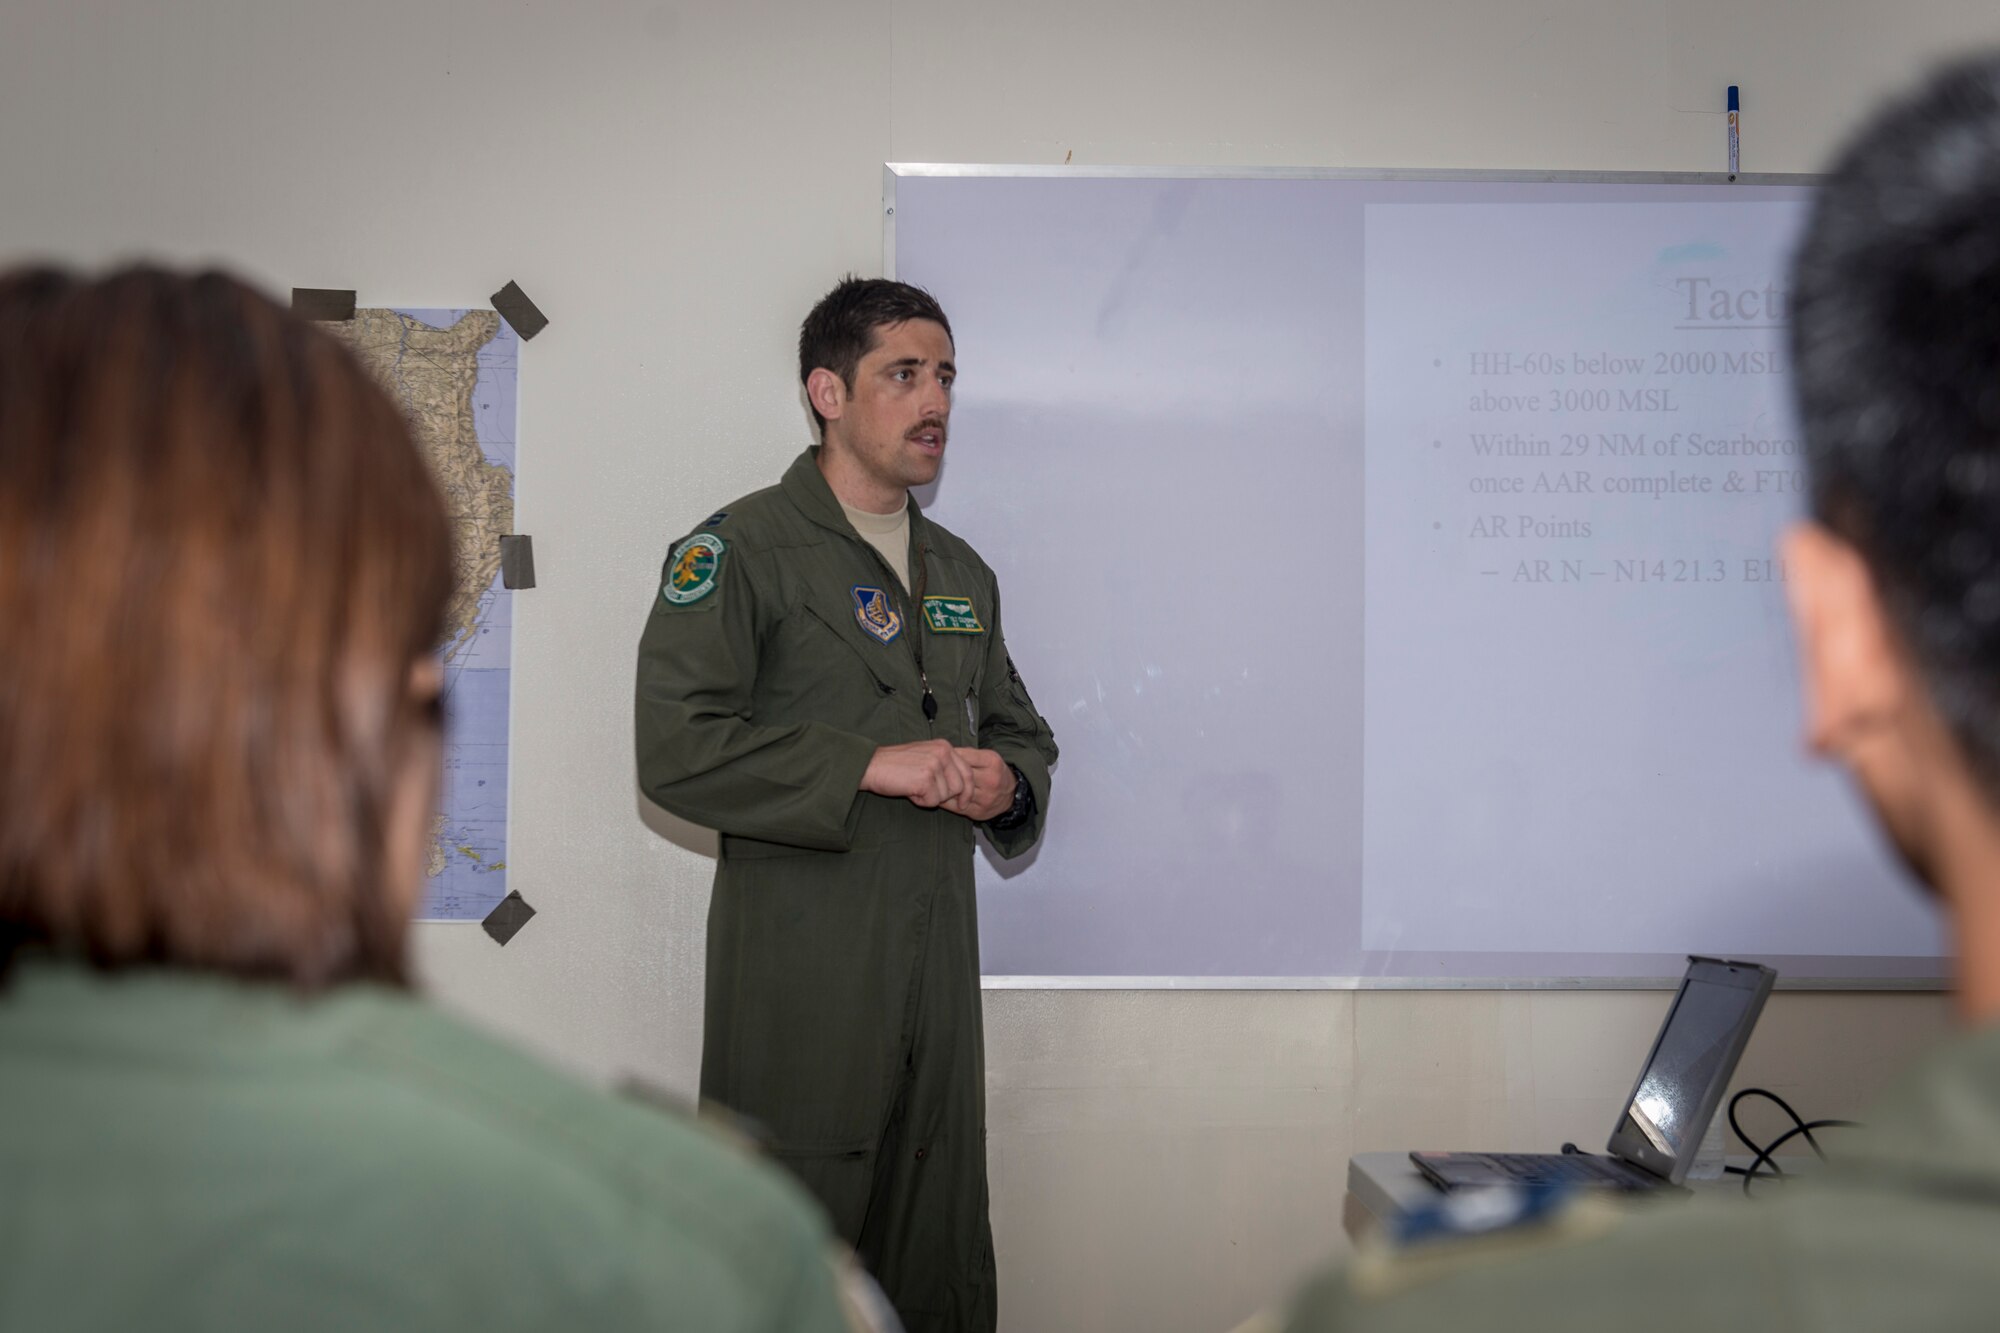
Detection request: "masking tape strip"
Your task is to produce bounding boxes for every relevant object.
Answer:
[500,534,537,590]
[481,890,537,945]
[291,288,357,321]
[490,280,549,340]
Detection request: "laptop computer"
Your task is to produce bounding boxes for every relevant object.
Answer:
[1410,955,1778,1194]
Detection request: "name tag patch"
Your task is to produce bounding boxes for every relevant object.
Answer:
[922,596,984,633]
[852,586,903,643]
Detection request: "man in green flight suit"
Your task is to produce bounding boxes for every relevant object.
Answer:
[636,278,1058,1333]
[1263,52,2000,1333]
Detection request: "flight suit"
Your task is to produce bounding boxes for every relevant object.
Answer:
[1279,1022,2000,1332]
[635,448,1058,1333]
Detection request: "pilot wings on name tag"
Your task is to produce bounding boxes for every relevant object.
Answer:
[921,596,984,633]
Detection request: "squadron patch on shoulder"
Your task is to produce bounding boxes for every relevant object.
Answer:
[921,596,985,634]
[852,586,903,643]
[662,532,726,605]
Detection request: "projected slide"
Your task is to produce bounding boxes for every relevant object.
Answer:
[1360,201,1926,956]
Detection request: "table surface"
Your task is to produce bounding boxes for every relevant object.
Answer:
[1344,1150,1800,1241]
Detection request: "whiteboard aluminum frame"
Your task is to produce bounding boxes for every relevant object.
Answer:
[980,975,1942,991]
[884,163,1821,277]
[887,163,1930,993]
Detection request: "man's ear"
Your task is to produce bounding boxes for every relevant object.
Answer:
[1782,521,1910,758]
[806,368,847,425]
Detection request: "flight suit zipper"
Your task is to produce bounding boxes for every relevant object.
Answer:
[852,525,936,731]
[903,541,935,725]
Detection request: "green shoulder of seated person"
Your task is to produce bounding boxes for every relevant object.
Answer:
[0,954,861,1333]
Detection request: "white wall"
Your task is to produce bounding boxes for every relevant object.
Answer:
[0,2,1985,1329]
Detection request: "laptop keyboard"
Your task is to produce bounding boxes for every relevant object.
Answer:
[1470,1152,1653,1189]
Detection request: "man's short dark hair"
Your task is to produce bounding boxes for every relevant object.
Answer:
[1791,53,2000,792]
[798,277,953,433]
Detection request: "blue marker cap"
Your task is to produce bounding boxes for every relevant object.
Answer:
[1728,85,1739,111]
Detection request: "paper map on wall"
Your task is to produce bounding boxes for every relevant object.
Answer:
[328,308,516,922]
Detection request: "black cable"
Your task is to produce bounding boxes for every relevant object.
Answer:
[1730,1119,1862,1194]
[1723,1087,1862,1196]
[1728,1088,1821,1160]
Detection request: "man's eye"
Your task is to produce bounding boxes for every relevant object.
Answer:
[893,369,913,382]
[940,377,955,390]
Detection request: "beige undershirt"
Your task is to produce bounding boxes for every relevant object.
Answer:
[841,499,911,591]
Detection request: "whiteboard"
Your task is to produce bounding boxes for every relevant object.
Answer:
[888,167,1948,987]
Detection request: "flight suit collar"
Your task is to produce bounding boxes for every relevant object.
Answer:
[780,447,925,544]
[0,950,398,1066]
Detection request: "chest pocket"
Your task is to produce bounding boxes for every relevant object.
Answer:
[796,595,902,692]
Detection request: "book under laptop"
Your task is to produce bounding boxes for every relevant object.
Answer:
[1411,955,1778,1194]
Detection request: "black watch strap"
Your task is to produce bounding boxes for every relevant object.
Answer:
[987,763,1035,831]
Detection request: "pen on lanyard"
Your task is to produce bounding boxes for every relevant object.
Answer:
[1728,85,1740,178]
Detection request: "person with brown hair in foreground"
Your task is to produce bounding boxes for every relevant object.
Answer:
[0,267,862,1333]
[1265,51,2000,1333]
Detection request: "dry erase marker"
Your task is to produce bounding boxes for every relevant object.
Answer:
[1728,86,1740,177]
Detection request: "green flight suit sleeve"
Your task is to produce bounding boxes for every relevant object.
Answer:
[975,582,1058,859]
[636,535,879,851]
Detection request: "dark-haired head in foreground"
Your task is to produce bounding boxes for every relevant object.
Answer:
[1273,52,2000,1333]
[0,267,452,987]
[1786,56,2000,950]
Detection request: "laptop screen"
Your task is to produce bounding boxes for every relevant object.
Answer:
[1605,957,1776,1183]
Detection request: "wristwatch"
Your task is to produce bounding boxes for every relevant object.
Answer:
[987,763,1035,831]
